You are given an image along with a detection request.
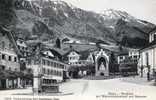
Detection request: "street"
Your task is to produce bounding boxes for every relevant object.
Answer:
[0,77,156,100]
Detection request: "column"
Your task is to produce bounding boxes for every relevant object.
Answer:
[17,77,21,88]
[154,48,156,68]
[33,77,39,95]
[6,79,9,89]
[95,61,98,76]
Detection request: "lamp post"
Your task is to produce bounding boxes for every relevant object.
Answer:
[147,65,150,81]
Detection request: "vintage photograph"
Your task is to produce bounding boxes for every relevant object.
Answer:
[0,0,156,100]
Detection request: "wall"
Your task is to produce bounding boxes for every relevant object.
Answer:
[140,47,156,71]
[0,32,20,71]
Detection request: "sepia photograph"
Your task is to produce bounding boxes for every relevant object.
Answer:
[0,0,156,100]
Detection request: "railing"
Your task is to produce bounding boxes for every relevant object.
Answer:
[42,83,59,86]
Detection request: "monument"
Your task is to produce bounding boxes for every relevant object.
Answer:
[95,49,110,76]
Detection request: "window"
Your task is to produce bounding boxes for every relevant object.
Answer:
[1,66,5,70]
[9,67,11,70]
[42,59,45,65]
[134,56,137,58]
[14,57,17,62]
[51,62,53,67]
[2,54,5,60]
[47,61,50,66]
[2,41,5,49]
[9,44,12,49]
[43,68,45,74]
[20,41,23,44]
[47,69,50,75]
[154,34,156,41]
[8,56,11,61]
[119,56,123,60]
[54,62,56,67]
[2,33,5,36]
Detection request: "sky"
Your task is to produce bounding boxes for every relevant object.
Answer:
[53,0,156,24]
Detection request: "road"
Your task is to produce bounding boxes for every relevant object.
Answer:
[0,78,155,100]
[60,78,156,99]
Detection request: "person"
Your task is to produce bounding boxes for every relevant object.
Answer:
[140,66,143,77]
[147,72,150,81]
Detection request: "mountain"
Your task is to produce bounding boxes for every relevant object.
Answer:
[6,0,156,48]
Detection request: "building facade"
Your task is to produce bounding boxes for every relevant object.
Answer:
[26,46,69,93]
[117,53,128,64]
[139,28,156,75]
[0,26,22,89]
[66,50,94,67]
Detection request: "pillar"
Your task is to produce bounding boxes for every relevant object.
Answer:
[17,77,21,88]
[33,77,39,95]
[6,79,9,89]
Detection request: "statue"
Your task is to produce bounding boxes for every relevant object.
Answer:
[99,62,106,70]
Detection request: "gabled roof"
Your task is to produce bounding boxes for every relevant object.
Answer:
[140,40,156,51]
[79,50,90,60]
[0,26,22,56]
[139,26,156,51]
[63,49,80,57]
[149,26,156,34]
[117,52,128,56]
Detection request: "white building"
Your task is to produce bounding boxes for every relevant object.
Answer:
[117,49,140,64]
[129,49,140,62]
[0,26,22,89]
[117,52,128,64]
[139,28,156,73]
[16,38,29,57]
[67,50,80,65]
[27,46,69,93]
[66,50,94,66]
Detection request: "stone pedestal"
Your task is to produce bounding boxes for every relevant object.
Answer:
[33,77,39,95]
[96,70,109,76]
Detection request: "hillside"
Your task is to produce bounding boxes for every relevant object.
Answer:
[1,0,156,48]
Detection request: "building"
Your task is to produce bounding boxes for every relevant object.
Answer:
[67,50,80,65]
[139,27,156,75]
[129,49,140,62]
[16,38,30,58]
[64,48,112,76]
[117,48,140,64]
[26,44,69,93]
[0,26,22,89]
[64,49,94,67]
[117,52,128,64]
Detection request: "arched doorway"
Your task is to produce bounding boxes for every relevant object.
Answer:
[98,57,106,71]
[95,49,110,76]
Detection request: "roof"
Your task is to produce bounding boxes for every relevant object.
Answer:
[79,50,90,60]
[149,26,156,34]
[16,39,27,48]
[63,49,80,57]
[139,26,156,51]
[0,26,22,56]
[140,40,156,51]
[117,52,128,56]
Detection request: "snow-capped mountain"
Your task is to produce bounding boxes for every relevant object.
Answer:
[1,0,155,48]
